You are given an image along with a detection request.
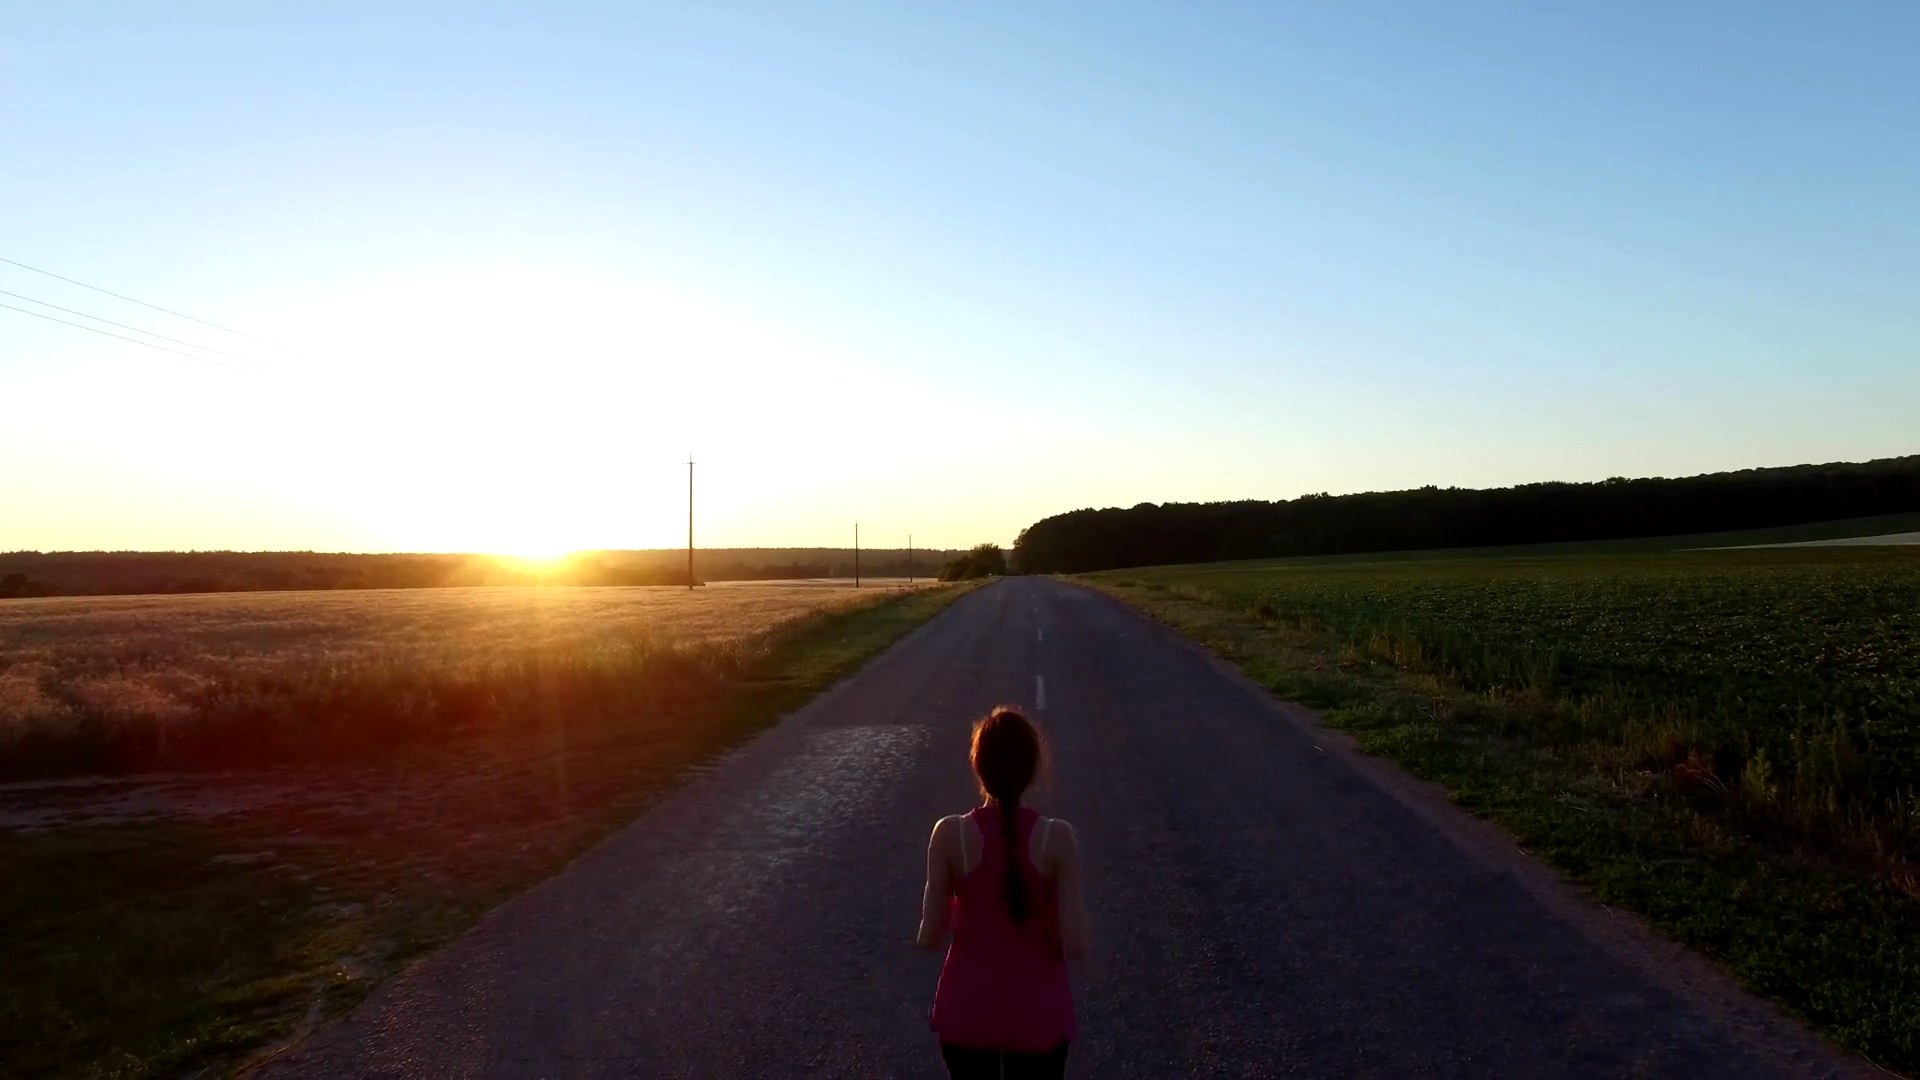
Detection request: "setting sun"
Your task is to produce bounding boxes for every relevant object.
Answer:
[490,546,578,566]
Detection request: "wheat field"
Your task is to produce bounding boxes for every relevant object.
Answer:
[0,582,921,777]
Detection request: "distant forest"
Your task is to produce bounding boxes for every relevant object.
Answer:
[1013,456,1920,574]
[0,547,959,599]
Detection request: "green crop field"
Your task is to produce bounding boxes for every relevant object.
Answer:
[1092,546,1920,1070]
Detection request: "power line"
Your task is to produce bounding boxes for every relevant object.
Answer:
[0,288,273,370]
[0,254,280,346]
[0,301,243,370]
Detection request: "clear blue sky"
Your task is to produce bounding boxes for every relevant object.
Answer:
[4,2,1916,553]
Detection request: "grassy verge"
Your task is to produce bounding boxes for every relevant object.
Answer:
[0,584,971,1080]
[1089,554,1919,1073]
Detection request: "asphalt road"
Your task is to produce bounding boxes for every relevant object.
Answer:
[260,578,1864,1078]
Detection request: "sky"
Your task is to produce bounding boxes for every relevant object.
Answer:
[3,2,1917,555]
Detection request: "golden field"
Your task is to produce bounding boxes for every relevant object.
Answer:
[0,582,923,778]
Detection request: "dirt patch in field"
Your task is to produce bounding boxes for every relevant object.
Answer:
[0,757,568,837]
[0,773,307,833]
[0,725,697,875]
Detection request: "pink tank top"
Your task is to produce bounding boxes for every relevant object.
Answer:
[928,805,1076,1052]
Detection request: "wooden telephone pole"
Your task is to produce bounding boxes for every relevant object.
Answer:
[853,522,861,588]
[687,454,695,590]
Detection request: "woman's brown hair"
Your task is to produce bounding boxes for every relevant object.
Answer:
[970,706,1044,924]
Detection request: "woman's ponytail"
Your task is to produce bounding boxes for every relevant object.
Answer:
[999,786,1028,924]
[970,706,1043,926]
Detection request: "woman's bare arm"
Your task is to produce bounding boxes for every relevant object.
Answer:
[1051,820,1092,973]
[916,816,958,949]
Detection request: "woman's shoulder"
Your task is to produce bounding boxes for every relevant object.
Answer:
[1030,815,1080,873]
[929,812,981,850]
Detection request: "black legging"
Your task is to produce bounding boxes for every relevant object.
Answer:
[939,1041,1069,1079]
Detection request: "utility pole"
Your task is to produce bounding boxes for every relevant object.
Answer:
[854,522,861,589]
[908,533,914,584]
[687,454,695,590]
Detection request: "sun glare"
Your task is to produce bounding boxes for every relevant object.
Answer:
[495,547,576,566]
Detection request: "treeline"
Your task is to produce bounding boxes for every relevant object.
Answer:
[1014,456,1920,574]
[939,544,1007,581]
[0,547,959,599]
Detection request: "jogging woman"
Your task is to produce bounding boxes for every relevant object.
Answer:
[917,706,1090,1079]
